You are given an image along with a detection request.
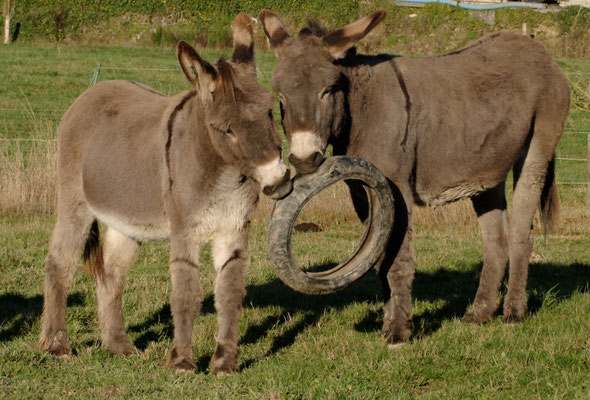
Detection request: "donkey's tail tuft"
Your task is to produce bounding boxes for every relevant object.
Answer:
[83,220,104,282]
[540,157,560,235]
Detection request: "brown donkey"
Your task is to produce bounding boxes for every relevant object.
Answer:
[260,11,569,344]
[39,14,291,374]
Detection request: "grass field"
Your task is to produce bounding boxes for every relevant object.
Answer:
[1,42,590,399]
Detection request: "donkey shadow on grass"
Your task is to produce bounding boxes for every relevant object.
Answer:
[3,263,585,369]
[128,261,590,371]
[0,292,85,342]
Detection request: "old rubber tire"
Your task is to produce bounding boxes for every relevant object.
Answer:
[267,156,395,295]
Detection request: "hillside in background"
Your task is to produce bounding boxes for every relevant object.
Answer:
[4,1,590,57]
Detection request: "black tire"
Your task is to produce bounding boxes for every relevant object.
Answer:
[267,156,395,295]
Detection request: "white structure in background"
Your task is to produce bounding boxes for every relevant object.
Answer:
[471,0,590,5]
[3,0,14,44]
[559,0,590,6]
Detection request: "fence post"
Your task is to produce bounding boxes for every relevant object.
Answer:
[587,134,590,213]
[3,4,10,44]
[89,63,101,87]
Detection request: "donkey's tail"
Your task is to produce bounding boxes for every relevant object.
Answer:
[539,156,560,234]
[83,220,104,282]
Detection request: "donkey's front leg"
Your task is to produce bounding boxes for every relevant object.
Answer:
[210,230,248,375]
[380,186,414,345]
[167,236,202,372]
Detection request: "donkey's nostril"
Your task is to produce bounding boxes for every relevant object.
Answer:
[262,169,292,199]
[289,152,324,174]
[288,153,298,166]
[311,151,323,166]
[263,185,275,196]
[281,168,291,183]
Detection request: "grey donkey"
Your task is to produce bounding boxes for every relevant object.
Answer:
[39,13,292,375]
[260,10,569,344]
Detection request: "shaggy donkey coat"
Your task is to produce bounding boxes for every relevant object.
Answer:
[260,10,569,343]
[39,14,291,374]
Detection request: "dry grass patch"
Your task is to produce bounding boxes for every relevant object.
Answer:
[0,119,57,215]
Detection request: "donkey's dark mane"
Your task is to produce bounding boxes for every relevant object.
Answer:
[299,19,329,38]
[298,20,366,61]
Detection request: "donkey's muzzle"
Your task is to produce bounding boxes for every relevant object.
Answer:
[263,169,292,199]
[288,151,324,175]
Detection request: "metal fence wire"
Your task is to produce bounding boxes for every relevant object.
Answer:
[2,64,589,190]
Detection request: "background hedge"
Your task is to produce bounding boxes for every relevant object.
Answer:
[5,0,590,57]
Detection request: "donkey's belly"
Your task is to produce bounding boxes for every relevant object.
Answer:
[84,179,170,242]
[81,129,170,241]
[89,205,170,242]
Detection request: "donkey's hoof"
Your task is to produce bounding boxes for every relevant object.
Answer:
[463,309,494,324]
[167,348,197,372]
[104,340,137,356]
[211,344,238,375]
[503,310,525,324]
[503,299,526,323]
[381,319,412,345]
[212,359,238,376]
[387,342,407,350]
[167,356,198,372]
[42,342,72,357]
[40,331,71,357]
[170,359,198,372]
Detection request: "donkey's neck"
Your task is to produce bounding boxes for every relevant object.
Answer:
[169,94,235,186]
[335,53,399,155]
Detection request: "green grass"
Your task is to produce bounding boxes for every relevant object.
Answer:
[1,42,590,398]
[0,44,222,138]
[2,213,590,398]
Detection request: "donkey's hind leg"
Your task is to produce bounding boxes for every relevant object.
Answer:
[40,205,93,355]
[464,183,509,323]
[96,228,140,355]
[210,230,248,375]
[504,153,552,322]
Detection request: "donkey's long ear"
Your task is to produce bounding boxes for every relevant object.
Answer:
[260,10,290,52]
[323,10,386,59]
[177,41,218,100]
[232,13,255,69]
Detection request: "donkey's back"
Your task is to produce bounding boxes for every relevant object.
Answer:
[59,80,177,157]
[394,32,569,205]
[57,80,191,241]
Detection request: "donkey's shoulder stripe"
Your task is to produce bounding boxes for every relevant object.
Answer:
[166,91,197,189]
[389,60,411,149]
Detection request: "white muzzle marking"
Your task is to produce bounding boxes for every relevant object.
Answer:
[289,131,323,160]
[255,156,287,188]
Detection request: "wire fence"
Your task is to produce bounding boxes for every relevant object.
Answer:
[2,64,589,190]
[2,135,588,186]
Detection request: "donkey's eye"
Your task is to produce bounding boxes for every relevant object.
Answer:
[211,124,235,138]
[277,93,287,105]
[279,101,285,122]
[319,86,332,100]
